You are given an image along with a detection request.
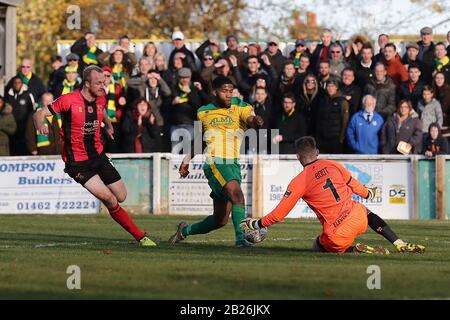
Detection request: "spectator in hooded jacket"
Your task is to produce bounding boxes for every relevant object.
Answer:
[380,99,423,154]
[423,122,448,157]
[346,94,384,154]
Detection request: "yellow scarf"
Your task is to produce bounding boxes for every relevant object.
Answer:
[82,46,98,65]
[62,79,76,95]
[106,80,117,123]
[112,64,126,89]
[436,56,450,71]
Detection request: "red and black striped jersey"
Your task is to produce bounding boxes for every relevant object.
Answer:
[49,90,106,164]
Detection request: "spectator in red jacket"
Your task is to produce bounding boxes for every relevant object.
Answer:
[384,43,408,87]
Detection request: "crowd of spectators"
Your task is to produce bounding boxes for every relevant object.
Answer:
[1,27,450,157]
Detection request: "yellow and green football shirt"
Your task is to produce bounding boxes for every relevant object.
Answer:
[197,97,255,159]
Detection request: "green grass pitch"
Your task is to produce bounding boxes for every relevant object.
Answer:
[0,215,449,299]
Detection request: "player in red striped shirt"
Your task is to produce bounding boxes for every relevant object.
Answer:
[34,65,156,247]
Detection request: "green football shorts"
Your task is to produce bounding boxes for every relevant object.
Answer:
[203,157,242,200]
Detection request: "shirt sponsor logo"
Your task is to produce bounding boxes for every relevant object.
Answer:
[82,120,99,135]
[209,116,235,126]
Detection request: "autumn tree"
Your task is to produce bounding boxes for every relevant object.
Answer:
[16,0,248,80]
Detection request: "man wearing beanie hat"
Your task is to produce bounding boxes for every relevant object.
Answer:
[222,34,245,68]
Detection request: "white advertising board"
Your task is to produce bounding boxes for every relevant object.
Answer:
[169,156,252,215]
[0,159,100,214]
[262,160,411,219]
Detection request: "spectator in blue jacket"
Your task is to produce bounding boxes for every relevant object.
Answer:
[346,94,384,154]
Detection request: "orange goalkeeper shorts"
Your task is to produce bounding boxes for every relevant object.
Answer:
[319,202,368,253]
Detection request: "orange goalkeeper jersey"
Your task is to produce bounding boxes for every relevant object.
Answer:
[261,159,370,230]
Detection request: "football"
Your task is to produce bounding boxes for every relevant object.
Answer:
[244,227,268,243]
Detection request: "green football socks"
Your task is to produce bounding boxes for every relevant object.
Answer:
[182,215,217,237]
[231,205,246,242]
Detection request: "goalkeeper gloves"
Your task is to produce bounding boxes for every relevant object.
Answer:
[240,218,261,231]
[365,185,378,201]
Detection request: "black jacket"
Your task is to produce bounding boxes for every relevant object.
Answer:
[417,41,436,84]
[170,83,203,125]
[48,66,66,97]
[316,93,349,142]
[422,134,449,156]
[168,46,197,72]
[397,80,425,111]
[276,110,307,154]
[120,111,160,153]
[339,83,362,116]
[354,61,375,91]
[263,49,287,76]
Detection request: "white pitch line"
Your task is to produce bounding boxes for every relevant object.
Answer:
[184,237,308,244]
[0,238,312,249]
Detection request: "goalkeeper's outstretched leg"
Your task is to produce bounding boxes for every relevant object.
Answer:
[367,210,425,253]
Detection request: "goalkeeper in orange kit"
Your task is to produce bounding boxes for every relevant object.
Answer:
[241,136,425,254]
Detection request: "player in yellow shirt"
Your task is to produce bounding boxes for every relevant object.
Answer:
[169,76,264,247]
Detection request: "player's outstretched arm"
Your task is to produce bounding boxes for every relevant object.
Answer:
[33,105,53,136]
[241,174,305,231]
[335,161,372,199]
